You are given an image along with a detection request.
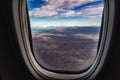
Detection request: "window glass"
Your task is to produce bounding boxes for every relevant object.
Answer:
[27,0,104,72]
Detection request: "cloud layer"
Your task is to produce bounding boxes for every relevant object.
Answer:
[29,0,103,19]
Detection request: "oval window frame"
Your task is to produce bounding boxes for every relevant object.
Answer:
[12,0,115,80]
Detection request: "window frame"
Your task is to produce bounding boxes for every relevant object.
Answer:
[12,0,115,79]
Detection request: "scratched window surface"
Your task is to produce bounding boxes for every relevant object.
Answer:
[27,0,104,71]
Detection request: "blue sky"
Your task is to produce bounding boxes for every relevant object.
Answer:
[27,0,104,27]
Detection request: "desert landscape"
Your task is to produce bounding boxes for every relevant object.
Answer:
[32,27,100,72]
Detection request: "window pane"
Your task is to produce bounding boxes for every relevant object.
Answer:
[27,0,104,72]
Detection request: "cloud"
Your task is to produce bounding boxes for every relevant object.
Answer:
[29,8,58,17]
[43,0,97,10]
[79,4,104,18]
[29,0,103,19]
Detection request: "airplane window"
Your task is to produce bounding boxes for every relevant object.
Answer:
[27,0,104,73]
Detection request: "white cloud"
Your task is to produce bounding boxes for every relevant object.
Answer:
[43,0,97,10]
[80,5,103,15]
[29,8,58,17]
[58,4,103,18]
[58,10,82,17]
[29,0,103,19]
[79,4,104,18]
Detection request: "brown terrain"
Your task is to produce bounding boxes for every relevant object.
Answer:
[32,27,100,72]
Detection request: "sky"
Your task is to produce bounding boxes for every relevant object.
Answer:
[27,0,104,27]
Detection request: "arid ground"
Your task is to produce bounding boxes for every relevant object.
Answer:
[32,27,100,71]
